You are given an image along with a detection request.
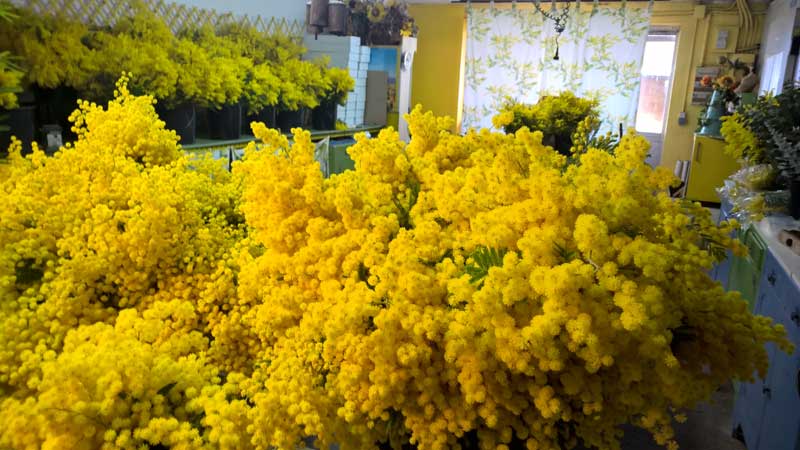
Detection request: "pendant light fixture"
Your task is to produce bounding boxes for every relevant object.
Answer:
[534,0,571,60]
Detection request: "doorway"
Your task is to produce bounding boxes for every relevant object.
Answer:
[635,30,679,167]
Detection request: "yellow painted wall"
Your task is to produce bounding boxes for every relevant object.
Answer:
[407,2,766,167]
[408,4,466,131]
[652,3,765,172]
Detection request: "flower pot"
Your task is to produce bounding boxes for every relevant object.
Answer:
[327,1,347,35]
[34,85,79,143]
[0,105,36,156]
[243,106,277,134]
[277,108,307,133]
[158,103,196,145]
[309,0,329,29]
[543,133,573,156]
[208,103,243,140]
[790,180,800,220]
[312,100,338,130]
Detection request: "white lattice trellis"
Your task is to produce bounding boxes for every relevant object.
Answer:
[19,0,304,39]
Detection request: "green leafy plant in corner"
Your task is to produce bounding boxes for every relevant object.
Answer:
[768,123,800,182]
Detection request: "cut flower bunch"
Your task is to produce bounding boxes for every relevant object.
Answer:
[0,82,791,450]
[235,108,789,450]
[492,93,600,155]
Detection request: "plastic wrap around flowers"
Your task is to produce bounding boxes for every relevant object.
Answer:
[0,80,791,450]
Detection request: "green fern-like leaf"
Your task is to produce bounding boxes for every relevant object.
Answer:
[553,242,577,263]
[767,123,800,180]
[464,246,507,286]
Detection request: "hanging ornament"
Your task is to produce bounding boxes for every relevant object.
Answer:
[534,0,571,60]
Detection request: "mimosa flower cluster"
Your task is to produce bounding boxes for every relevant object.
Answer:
[0,83,791,450]
[234,107,790,450]
[0,78,247,449]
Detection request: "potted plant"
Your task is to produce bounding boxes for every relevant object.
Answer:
[204,55,248,141]
[760,85,800,219]
[721,84,800,218]
[84,9,191,140]
[184,24,250,140]
[312,66,354,130]
[769,124,800,219]
[0,60,30,156]
[276,59,327,133]
[0,6,95,145]
[169,36,220,144]
[0,3,27,155]
[243,62,282,132]
[492,92,599,155]
[214,23,311,134]
[216,22,305,68]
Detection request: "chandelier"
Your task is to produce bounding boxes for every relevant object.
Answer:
[533,1,571,60]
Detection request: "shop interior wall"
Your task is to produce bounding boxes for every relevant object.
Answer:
[407,2,769,171]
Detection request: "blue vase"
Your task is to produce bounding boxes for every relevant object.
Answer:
[698,90,726,137]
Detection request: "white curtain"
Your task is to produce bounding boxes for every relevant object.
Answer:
[462,0,653,133]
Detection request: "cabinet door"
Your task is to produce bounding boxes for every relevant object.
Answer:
[760,252,800,323]
[732,282,774,449]
[734,367,771,450]
[730,227,767,312]
[756,293,800,450]
[685,136,739,203]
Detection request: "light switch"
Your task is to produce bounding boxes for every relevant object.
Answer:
[716,30,729,50]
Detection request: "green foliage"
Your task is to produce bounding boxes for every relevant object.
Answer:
[0,2,22,119]
[243,63,281,115]
[768,123,800,181]
[568,114,620,162]
[723,84,800,183]
[323,67,355,106]
[465,246,507,286]
[493,92,600,153]
[0,5,91,95]
[0,3,343,114]
[553,242,577,263]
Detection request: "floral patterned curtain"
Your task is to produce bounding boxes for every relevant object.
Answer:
[462,1,653,132]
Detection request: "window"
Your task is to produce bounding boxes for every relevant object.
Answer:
[635,33,678,134]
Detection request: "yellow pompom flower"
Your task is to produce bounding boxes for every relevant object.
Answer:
[0,76,790,450]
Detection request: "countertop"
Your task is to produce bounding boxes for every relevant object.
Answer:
[755,215,800,288]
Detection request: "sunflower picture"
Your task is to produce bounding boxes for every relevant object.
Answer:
[367,3,387,23]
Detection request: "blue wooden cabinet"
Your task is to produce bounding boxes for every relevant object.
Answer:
[730,246,800,450]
